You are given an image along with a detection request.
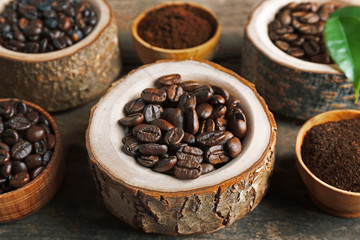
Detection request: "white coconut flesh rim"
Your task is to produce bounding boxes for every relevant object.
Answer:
[0,0,111,62]
[88,60,272,192]
[247,0,358,74]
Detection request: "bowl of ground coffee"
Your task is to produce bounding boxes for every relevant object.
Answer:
[241,0,360,120]
[131,2,221,64]
[0,0,121,112]
[296,109,360,218]
[86,59,276,235]
[0,98,64,222]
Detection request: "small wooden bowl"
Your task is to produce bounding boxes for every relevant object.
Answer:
[131,2,221,64]
[241,0,360,120]
[0,0,121,112]
[295,109,360,218]
[86,59,276,235]
[0,99,64,223]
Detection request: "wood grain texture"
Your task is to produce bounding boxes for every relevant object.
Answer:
[108,0,262,62]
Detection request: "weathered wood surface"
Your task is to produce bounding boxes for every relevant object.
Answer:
[1,60,360,239]
[108,0,262,62]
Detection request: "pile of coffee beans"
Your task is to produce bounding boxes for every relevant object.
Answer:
[118,74,247,180]
[0,100,56,193]
[268,1,339,64]
[0,0,97,53]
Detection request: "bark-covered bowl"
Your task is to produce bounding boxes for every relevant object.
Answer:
[0,0,121,112]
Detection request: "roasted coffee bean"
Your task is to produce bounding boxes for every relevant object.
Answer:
[174,159,202,179]
[196,103,213,120]
[196,130,225,147]
[59,15,72,32]
[194,85,214,103]
[43,150,52,166]
[182,132,195,145]
[134,124,161,143]
[125,98,145,114]
[229,119,247,139]
[46,133,55,150]
[162,108,183,129]
[288,47,305,58]
[0,142,10,152]
[218,131,234,145]
[176,146,203,163]
[205,145,229,165]
[123,137,141,156]
[24,154,43,170]
[0,177,7,185]
[167,84,183,102]
[275,40,289,51]
[226,137,242,158]
[39,123,51,134]
[278,10,292,25]
[210,95,226,105]
[211,85,230,101]
[151,119,174,131]
[180,81,200,92]
[27,109,39,124]
[122,133,136,144]
[2,129,20,146]
[205,119,216,132]
[30,166,44,180]
[164,128,184,146]
[19,5,38,20]
[11,160,27,174]
[198,120,206,135]
[143,104,162,123]
[156,74,181,87]
[0,149,10,165]
[34,139,47,155]
[215,118,227,131]
[137,155,159,167]
[226,97,241,110]
[178,92,196,111]
[139,143,168,156]
[118,113,144,127]
[25,125,46,142]
[9,171,30,188]
[152,156,177,172]
[303,40,320,56]
[201,163,214,174]
[11,140,32,160]
[141,88,167,104]
[184,107,199,135]
[0,162,11,178]
[9,113,31,130]
[15,101,27,115]
[311,53,331,64]
[210,105,227,119]
[300,12,320,24]
[0,102,12,117]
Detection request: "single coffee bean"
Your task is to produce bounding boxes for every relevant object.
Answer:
[205,145,229,165]
[43,150,52,166]
[210,105,227,119]
[196,130,226,147]
[226,97,241,109]
[0,142,10,152]
[118,113,144,127]
[0,102,12,117]
[0,161,11,178]
[141,88,167,104]
[215,118,227,131]
[205,119,216,132]
[24,154,43,170]
[194,85,214,103]
[182,132,196,145]
[9,113,31,130]
[134,124,161,143]
[227,107,246,121]
[0,149,10,165]
[11,140,32,160]
[288,47,305,58]
[9,171,30,188]
[174,159,202,179]
[123,137,141,156]
[176,146,203,163]
[47,133,56,150]
[275,40,290,51]
[303,40,320,56]
[2,129,20,146]
[226,137,242,158]
[177,92,196,111]
[300,12,320,24]
[201,163,215,174]
[210,95,226,105]
[125,98,145,115]
[30,166,44,180]
[218,131,234,145]
[25,125,46,142]
[137,155,159,167]
[184,107,199,135]
[139,143,168,156]
[34,139,47,155]
[278,10,292,25]
[122,133,136,144]
[229,119,247,139]
[143,104,162,123]
[196,103,213,119]
[15,101,27,115]
[162,108,183,129]
[156,74,181,87]
[151,119,174,131]
[11,160,27,175]
[180,81,200,92]
[152,156,177,172]
[167,84,183,102]
[27,110,39,125]
[164,128,184,146]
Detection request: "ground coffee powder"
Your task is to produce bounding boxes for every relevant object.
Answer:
[301,118,360,192]
[137,5,213,49]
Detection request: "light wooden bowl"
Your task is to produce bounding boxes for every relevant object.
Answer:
[86,59,276,235]
[241,0,360,120]
[0,99,64,223]
[0,0,121,112]
[295,109,360,218]
[131,2,221,64]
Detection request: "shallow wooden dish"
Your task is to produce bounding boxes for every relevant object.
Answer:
[0,0,121,112]
[131,2,221,64]
[295,109,360,218]
[241,0,360,120]
[86,59,276,235]
[0,99,64,223]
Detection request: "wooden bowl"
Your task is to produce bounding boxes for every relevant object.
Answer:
[241,0,360,120]
[131,2,221,64]
[295,109,360,218]
[0,99,64,223]
[0,0,121,112]
[86,59,276,235]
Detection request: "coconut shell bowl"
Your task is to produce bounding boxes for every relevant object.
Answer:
[86,59,277,235]
[131,2,221,64]
[0,99,64,223]
[241,0,360,120]
[296,109,360,218]
[0,0,121,112]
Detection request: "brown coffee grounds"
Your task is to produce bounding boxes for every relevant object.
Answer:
[301,118,360,192]
[137,5,214,49]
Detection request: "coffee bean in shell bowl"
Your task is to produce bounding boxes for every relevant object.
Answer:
[241,0,360,120]
[86,59,276,235]
[0,0,121,112]
[0,99,64,222]
[296,109,360,218]
[131,2,221,64]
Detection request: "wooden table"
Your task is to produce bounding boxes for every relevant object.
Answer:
[1,59,359,239]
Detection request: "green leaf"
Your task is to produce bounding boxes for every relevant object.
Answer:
[324,16,360,103]
[330,6,360,21]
